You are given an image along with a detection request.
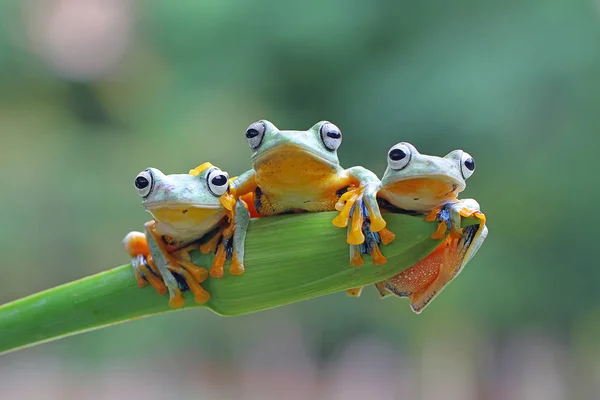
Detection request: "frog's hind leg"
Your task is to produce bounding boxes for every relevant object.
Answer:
[144,222,185,308]
[384,217,488,313]
[199,225,226,255]
[210,222,235,278]
[170,265,210,304]
[123,231,167,294]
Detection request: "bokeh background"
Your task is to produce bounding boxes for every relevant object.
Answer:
[0,0,597,399]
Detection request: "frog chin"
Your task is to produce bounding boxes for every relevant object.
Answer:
[146,205,226,240]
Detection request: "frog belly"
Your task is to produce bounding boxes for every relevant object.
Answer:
[254,160,350,214]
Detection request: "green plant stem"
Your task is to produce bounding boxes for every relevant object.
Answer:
[0,212,479,355]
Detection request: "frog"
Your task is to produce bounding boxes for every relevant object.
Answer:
[346,142,487,313]
[123,162,250,308]
[229,120,388,264]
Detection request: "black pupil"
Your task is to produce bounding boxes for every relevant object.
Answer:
[389,149,407,161]
[464,158,475,171]
[246,128,259,138]
[212,175,227,186]
[326,130,341,139]
[135,176,149,189]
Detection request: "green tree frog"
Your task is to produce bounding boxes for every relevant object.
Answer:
[229,120,387,263]
[348,142,488,313]
[123,163,249,308]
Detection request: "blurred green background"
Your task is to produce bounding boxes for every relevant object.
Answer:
[0,0,598,398]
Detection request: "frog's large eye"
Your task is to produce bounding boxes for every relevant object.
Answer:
[387,143,412,170]
[134,169,153,198]
[246,121,266,150]
[319,122,342,151]
[460,151,475,179]
[207,168,229,196]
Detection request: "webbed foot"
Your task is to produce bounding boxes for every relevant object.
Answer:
[143,221,210,307]
[383,200,488,313]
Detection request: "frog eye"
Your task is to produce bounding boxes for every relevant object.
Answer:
[319,122,342,151]
[246,121,266,150]
[387,143,412,170]
[207,168,229,196]
[460,151,475,179]
[134,170,153,198]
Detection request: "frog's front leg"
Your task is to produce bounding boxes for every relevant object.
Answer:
[333,167,387,245]
[145,222,211,307]
[425,199,486,240]
[229,199,250,275]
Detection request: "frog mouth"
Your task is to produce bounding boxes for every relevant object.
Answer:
[145,204,224,226]
[385,175,465,193]
[252,144,337,168]
[144,203,222,210]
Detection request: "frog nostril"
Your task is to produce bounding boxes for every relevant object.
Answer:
[135,176,149,189]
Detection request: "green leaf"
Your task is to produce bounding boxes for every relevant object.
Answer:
[0,212,480,355]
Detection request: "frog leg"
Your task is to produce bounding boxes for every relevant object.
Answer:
[333,187,362,228]
[348,199,366,245]
[210,222,235,278]
[228,170,256,199]
[362,182,387,233]
[349,243,364,266]
[122,231,167,294]
[383,205,488,313]
[169,265,210,304]
[144,221,186,308]
[229,199,250,276]
[199,225,226,254]
[424,206,447,239]
[171,246,209,285]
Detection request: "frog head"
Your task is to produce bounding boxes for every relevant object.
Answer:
[133,163,229,238]
[378,142,475,212]
[244,120,343,176]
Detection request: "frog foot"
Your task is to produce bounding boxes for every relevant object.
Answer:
[347,200,366,245]
[209,223,235,278]
[374,281,392,298]
[144,221,208,307]
[346,287,364,297]
[383,204,488,313]
[199,226,225,254]
[229,253,245,275]
[123,231,167,295]
[350,244,365,267]
[424,206,448,239]
[369,243,387,265]
[378,228,396,245]
[170,265,210,304]
[332,187,362,228]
